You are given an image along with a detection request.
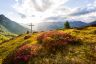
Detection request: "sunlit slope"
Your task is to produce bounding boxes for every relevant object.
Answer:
[0,25,16,43]
[0,33,38,64]
[1,26,96,64]
[0,14,28,34]
[63,27,96,43]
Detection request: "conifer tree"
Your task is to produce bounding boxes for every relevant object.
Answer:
[64,21,70,29]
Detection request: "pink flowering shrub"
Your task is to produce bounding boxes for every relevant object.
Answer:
[14,44,41,64]
[3,44,42,64]
[37,31,76,51]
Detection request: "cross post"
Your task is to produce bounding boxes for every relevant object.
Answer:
[28,23,34,33]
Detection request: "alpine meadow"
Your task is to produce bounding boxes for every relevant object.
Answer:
[0,0,96,64]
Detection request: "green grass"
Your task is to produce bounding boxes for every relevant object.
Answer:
[0,33,38,64]
[29,27,96,64]
[0,26,96,64]
[0,25,16,43]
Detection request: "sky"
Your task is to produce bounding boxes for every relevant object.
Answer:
[0,0,96,24]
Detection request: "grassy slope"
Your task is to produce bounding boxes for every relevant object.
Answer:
[0,25,16,43]
[0,33,38,64]
[29,27,96,64]
[0,26,96,64]
[64,27,96,43]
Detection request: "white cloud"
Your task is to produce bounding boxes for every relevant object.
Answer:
[15,0,18,2]
[11,0,96,24]
[66,1,96,22]
[66,11,96,23]
[13,0,70,23]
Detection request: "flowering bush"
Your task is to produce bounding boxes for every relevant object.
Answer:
[37,31,76,51]
[14,44,41,64]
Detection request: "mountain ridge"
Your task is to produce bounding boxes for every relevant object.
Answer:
[37,21,87,31]
[0,14,28,34]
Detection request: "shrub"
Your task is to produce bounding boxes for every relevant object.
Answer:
[26,31,30,34]
[14,45,32,64]
[3,44,42,64]
[37,31,76,52]
[33,31,38,34]
[24,35,31,40]
[14,44,41,64]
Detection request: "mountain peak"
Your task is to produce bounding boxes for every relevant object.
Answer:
[0,14,8,20]
[0,14,5,17]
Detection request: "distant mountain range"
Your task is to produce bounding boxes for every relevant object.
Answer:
[37,20,96,31]
[37,21,88,31]
[89,21,96,26]
[0,14,28,34]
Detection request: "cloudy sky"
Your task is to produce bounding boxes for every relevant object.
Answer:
[0,0,96,24]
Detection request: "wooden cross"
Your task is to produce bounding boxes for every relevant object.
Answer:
[28,23,34,33]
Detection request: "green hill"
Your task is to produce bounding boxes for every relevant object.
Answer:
[0,14,28,34]
[0,26,96,64]
[0,24,16,43]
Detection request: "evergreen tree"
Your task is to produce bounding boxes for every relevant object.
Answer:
[26,31,29,34]
[64,21,70,29]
